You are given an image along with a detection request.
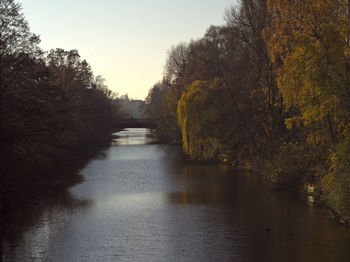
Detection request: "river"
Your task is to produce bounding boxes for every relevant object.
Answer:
[2,128,350,261]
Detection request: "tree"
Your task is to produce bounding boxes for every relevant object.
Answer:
[264,0,350,218]
[224,1,285,156]
[164,42,189,85]
[145,81,167,119]
[146,43,190,143]
[264,0,350,149]
[46,48,93,102]
[0,0,41,160]
[145,78,181,143]
[177,78,239,161]
[182,26,224,87]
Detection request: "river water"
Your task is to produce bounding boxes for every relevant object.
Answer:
[2,128,350,261]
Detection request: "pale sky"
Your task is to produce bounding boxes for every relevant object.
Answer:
[18,0,235,100]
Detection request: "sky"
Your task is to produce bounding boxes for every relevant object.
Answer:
[18,0,235,100]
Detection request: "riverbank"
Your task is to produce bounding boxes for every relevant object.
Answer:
[0,131,118,262]
[152,130,350,226]
[0,130,116,219]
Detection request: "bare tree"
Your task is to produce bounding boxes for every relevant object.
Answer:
[164,42,189,83]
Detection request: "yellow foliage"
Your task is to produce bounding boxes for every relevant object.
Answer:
[177,78,230,160]
[264,0,350,148]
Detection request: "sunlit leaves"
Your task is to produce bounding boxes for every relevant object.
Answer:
[265,0,350,147]
[177,78,233,160]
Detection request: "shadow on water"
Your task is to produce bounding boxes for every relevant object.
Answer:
[167,164,241,205]
[0,135,111,261]
[0,179,91,261]
[166,163,350,262]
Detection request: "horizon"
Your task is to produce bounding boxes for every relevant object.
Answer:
[18,0,234,100]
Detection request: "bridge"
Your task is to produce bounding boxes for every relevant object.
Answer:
[112,118,157,129]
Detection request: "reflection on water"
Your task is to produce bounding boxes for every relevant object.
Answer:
[112,128,153,146]
[1,190,90,261]
[2,128,350,261]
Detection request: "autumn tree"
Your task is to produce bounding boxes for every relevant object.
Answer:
[145,80,167,119]
[146,43,190,143]
[145,78,182,143]
[178,78,240,161]
[265,0,350,219]
[265,0,350,148]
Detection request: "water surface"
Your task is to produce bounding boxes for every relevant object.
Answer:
[3,128,350,261]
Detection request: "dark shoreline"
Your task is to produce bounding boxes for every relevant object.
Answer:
[0,131,119,259]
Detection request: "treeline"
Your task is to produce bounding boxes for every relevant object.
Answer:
[0,0,120,196]
[118,94,146,118]
[145,0,350,223]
